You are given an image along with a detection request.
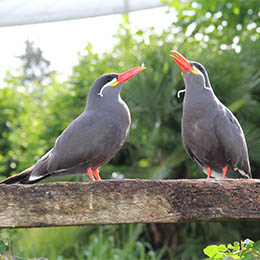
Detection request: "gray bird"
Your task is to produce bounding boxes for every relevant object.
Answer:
[1,66,145,184]
[170,50,251,179]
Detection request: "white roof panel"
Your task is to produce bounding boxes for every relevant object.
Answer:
[0,0,165,27]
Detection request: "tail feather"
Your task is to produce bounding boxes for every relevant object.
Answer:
[0,160,92,184]
[0,167,34,184]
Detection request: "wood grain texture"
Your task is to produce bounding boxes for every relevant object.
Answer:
[0,179,260,228]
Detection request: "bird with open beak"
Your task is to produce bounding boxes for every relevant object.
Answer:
[170,50,251,179]
[1,66,146,184]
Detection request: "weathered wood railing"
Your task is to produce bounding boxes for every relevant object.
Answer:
[0,179,259,228]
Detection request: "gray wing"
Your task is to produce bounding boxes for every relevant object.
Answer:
[181,110,220,170]
[214,105,251,178]
[30,110,129,179]
[184,146,205,170]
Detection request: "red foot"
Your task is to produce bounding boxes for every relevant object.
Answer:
[222,166,228,178]
[94,168,101,181]
[87,168,95,181]
[207,167,212,178]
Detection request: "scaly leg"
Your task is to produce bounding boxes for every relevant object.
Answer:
[207,166,212,178]
[93,168,101,181]
[87,168,95,181]
[222,166,228,178]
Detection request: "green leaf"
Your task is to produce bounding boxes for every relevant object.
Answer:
[218,244,228,252]
[233,7,240,15]
[234,242,240,251]
[228,244,234,249]
[203,245,219,258]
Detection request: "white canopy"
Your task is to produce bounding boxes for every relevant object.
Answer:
[0,0,165,27]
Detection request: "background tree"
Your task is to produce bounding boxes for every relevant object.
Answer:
[0,40,70,179]
[18,40,54,88]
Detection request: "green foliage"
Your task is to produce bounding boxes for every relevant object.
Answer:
[2,225,164,260]
[0,85,20,177]
[204,239,260,260]
[0,230,12,259]
[80,225,166,260]
[0,240,7,254]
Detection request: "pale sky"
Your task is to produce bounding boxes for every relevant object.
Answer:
[0,7,176,85]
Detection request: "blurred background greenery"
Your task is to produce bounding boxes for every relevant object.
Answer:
[0,0,260,259]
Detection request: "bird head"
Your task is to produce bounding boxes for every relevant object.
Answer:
[94,66,146,98]
[170,50,211,90]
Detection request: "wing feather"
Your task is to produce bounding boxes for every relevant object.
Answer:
[214,105,251,178]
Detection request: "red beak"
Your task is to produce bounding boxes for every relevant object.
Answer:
[169,50,193,73]
[118,66,146,84]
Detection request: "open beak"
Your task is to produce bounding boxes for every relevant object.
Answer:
[116,66,146,85]
[170,50,199,74]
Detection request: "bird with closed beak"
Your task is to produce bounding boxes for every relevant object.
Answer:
[1,66,145,184]
[170,50,251,179]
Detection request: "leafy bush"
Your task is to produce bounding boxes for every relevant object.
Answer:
[204,239,260,260]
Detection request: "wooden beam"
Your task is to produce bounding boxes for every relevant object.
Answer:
[0,179,260,228]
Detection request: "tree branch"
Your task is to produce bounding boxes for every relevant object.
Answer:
[0,179,259,228]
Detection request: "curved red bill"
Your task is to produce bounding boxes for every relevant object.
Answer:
[118,66,146,84]
[169,50,193,73]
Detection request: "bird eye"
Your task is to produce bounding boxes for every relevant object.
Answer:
[107,76,116,83]
[195,64,203,72]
